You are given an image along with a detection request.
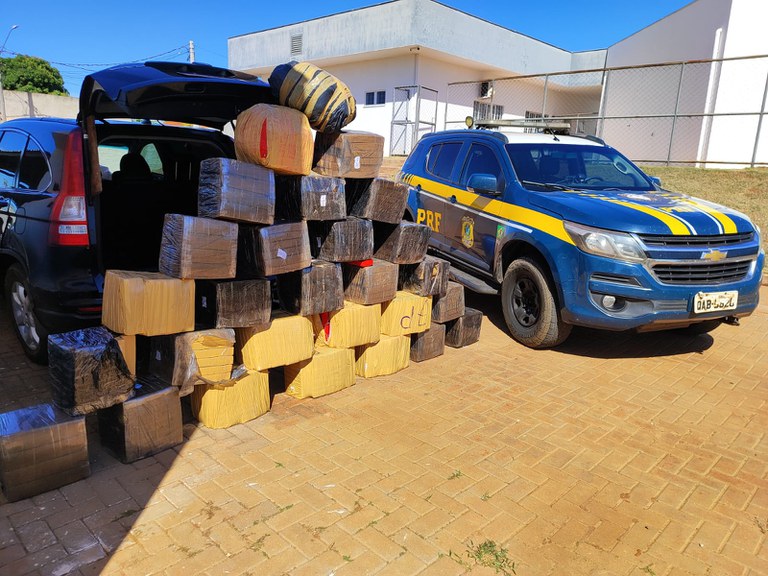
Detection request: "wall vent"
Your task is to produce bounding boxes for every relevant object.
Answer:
[290,33,303,58]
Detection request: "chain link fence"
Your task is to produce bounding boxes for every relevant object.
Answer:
[445,55,768,167]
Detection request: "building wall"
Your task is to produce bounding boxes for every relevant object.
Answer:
[1,90,78,121]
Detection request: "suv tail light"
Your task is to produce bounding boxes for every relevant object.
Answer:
[49,129,89,246]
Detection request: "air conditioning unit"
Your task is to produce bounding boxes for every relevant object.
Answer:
[479,81,493,98]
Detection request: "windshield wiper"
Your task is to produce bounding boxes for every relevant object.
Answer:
[520,180,571,191]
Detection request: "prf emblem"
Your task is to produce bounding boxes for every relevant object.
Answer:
[461,216,474,248]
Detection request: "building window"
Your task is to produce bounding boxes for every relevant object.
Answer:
[365,91,386,106]
[473,101,504,122]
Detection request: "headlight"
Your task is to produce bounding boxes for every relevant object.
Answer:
[564,222,646,263]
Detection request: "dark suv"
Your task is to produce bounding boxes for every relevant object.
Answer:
[0,62,273,362]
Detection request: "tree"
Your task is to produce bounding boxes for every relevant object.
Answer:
[0,55,68,96]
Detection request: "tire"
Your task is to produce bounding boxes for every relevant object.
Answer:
[501,257,572,348]
[678,319,722,335]
[4,264,49,364]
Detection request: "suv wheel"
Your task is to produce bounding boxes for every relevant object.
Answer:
[501,257,571,348]
[4,264,48,364]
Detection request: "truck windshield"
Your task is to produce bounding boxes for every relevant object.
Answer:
[505,143,654,192]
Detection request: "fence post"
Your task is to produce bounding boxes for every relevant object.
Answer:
[751,69,768,167]
[667,62,686,166]
[597,69,610,138]
[413,85,421,153]
[542,74,549,118]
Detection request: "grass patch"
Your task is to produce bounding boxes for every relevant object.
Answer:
[756,516,767,534]
[481,492,492,501]
[448,470,463,480]
[640,563,657,576]
[449,539,517,575]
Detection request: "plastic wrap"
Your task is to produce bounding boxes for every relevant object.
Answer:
[285,347,355,399]
[0,403,90,502]
[198,157,276,224]
[196,279,271,329]
[49,327,135,416]
[159,214,238,279]
[343,259,399,305]
[237,312,314,371]
[191,370,270,429]
[115,334,136,376]
[399,255,450,297]
[269,61,356,133]
[445,307,483,348]
[345,178,409,224]
[234,103,313,175]
[312,300,381,349]
[373,221,431,264]
[355,334,410,378]
[313,131,384,178]
[237,221,312,277]
[380,291,432,336]
[275,174,346,221]
[277,260,344,316]
[102,270,195,336]
[410,322,446,363]
[97,378,183,463]
[431,281,466,323]
[308,218,373,262]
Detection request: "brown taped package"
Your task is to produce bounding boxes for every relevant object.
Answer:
[191,370,270,429]
[277,260,344,316]
[308,218,373,262]
[198,157,276,224]
[431,281,466,323]
[237,313,314,371]
[0,404,90,502]
[399,255,450,297]
[345,178,409,224]
[237,221,312,277]
[410,322,446,363]
[373,221,431,264]
[159,214,238,279]
[275,174,346,221]
[196,279,271,329]
[235,103,313,175]
[380,291,432,336]
[445,307,483,348]
[285,347,355,399]
[312,300,381,349]
[97,378,183,463]
[102,271,195,336]
[343,259,399,305]
[355,334,410,378]
[313,131,384,178]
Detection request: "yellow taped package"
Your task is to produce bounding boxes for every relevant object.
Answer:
[380,291,432,336]
[355,334,410,378]
[237,313,314,371]
[285,348,355,399]
[312,301,381,349]
[190,370,270,429]
[115,334,136,376]
[102,270,194,336]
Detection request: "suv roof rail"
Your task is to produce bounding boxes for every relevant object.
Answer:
[470,118,572,134]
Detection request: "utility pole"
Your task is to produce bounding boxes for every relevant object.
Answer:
[188,40,195,63]
[0,25,19,122]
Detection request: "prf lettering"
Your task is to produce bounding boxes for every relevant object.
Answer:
[400,301,430,330]
[417,208,441,232]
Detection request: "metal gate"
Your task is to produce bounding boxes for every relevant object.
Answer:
[390,85,438,156]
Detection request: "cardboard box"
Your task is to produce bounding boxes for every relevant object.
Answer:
[343,259,398,305]
[237,313,314,371]
[285,347,355,399]
[308,218,373,262]
[195,279,271,329]
[198,157,276,224]
[275,174,346,221]
[373,221,431,264]
[380,291,432,336]
[399,255,450,297]
[235,103,313,175]
[345,178,409,224]
[431,281,465,323]
[97,378,183,463]
[410,322,446,362]
[277,260,344,316]
[445,307,483,348]
[237,221,312,277]
[191,370,270,429]
[115,334,136,377]
[159,214,238,279]
[0,404,90,502]
[102,270,195,336]
[313,131,384,178]
[355,334,410,378]
[312,300,381,349]
[49,327,135,416]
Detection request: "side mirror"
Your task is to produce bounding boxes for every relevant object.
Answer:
[648,175,662,188]
[467,173,499,195]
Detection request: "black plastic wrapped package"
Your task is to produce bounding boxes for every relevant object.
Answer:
[313,131,384,178]
[445,307,483,348]
[373,221,431,264]
[345,178,409,224]
[399,255,450,297]
[410,322,446,363]
[159,214,238,279]
[198,158,276,224]
[196,279,271,329]
[431,281,466,323]
[277,260,344,316]
[308,218,373,262]
[275,174,346,221]
[237,221,312,277]
[343,259,399,305]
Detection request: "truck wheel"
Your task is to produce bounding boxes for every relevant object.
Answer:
[4,264,49,364]
[501,257,571,348]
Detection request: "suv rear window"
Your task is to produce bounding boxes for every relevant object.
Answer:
[426,142,462,181]
[19,139,52,191]
[0,131,26,188]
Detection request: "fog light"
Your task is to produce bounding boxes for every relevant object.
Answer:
[601,295,626,311]
[602,295,616,308]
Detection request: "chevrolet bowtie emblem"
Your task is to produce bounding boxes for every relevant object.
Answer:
[702,249,727,262]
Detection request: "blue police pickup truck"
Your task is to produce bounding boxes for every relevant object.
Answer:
[398,128,764,348]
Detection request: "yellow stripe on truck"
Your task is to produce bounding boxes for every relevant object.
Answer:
[678,198,738,234]
[606,200,691,235]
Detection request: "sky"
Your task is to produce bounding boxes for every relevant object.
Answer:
[1,0,693,96]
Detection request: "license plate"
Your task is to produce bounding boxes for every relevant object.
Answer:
[693,290,738,314]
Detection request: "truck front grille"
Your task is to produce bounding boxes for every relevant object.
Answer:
[638,232,753,247]
[651,260,752,285]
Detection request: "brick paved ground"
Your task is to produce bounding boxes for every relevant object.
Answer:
[0,287,766,576]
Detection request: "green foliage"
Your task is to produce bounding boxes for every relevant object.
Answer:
[0,54,68,95]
